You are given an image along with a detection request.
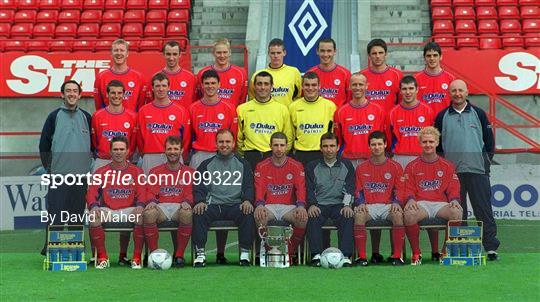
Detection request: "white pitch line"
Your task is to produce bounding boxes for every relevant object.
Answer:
[207,241,238,253]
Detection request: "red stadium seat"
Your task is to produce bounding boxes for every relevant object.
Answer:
[0,0,18,10]
[100,23,121,37]
[525,35,540,48]
[37,10,59,23]
[432,7,453,20]
[455,20,477,34]
[0,23,11,37]
[58,10,81,23]
[431,0,452,6]
[521,6,540,19]
[55,23,77,38]
[456,37,479,48]
[478,19,500,34]
[502,35,524,48]
[18,0,39,10]
[61,0,83,10]
[433,35,456,47]
[475,0,496,5]
[124,10,145,23]
[479,37,502,49]
[77,23,99,37]
[139,39,162,51]
[83,0,104,9]
[166,23,187,37]
[519,0,540,5]
[104,0,126,10]
[126,0,146,9]
[454,6,475,20]
[72,39,95,51]
[94,39,112,51]
[496,0,518,4]
[522,19,540,33]
[0,10,14,23]
[3,40,27,51]
[33,23,56,37]
[168,10,189,23]
[147,10,167,23]
[432,20,454,34]
[14,10,37,24]
[122,23,143,37]
[500,19,522,33]
[170,0,190,9]
[148,0,168,10]
[26,40,50,51]
[476,7,498,19]
[10,23,33,38]
[498,6,520,19]
[49,40,72,51]
[144,23,165,37]
[80,10,102,23]
[39,0,61,10]
[453,0,474,5]
[102,10,124,24]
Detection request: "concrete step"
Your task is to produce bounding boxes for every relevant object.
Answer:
[190,32,246,40]
[384,36,429,43]
[190,38,246,46]
[371,9,430,20]
[372,30,431,38]
[191,18,248,26]
[192,11,248,22]
[191,25,246,34]
[372,4,430,11]
[192,6,249,14]
[370,22,431,32]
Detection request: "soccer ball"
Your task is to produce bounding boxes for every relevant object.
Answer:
[320,247,345,269]
[148,249,172,270]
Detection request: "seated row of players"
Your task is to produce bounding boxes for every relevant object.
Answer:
[87,126,462,269]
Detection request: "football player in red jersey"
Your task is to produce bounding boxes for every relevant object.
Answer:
[403,126,462,265]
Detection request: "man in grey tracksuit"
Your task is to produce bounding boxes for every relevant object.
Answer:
[434,79,500,260]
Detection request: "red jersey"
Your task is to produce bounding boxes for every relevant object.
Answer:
[196,64,248,108]
[91,108,138,159]
[86,163,145,210]
[355,158,405,205]
[388,102,434,155]
[308,64,351,107]
[146,163,194,205]
[94,68,147,111]
[403,156,460,203]
[148,68,197,110]
[415,69,455,115]
[254,157,306,207]
[137,102,191,160]
[189,99,238,152]
[360,66,403,113]
[334,101,386,159]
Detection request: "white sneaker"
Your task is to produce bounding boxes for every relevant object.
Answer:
[411,255,422,266]
[95,259,110,269]
[193,253,206,268]
[341,258,352,267]
[131,259,142,269]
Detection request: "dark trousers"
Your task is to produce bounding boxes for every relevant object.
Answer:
[243,150,271,172]
[458,173,500,251]
[307,204,353,257]
[294,150,322,167]
[192,204,255,250]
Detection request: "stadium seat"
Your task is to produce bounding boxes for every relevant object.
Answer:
[3,40,27,51]
[147,10,167,23]
[498,6,520,19]
[144,23,165,37]
[100,23,121,37]
[432,20,454,34]
[500,19,522,33]
[94,39,112,51]
[521,6,540,19]
[10,23,33,38]
[58,10,81,23]
[55,23,78,38]
[39,0,61,10]
[26,40,50,51]
[496,0,518,4]
[14,10,37,24]
[170,0,190,9]
[77,23,99,37]
[525,35,540,48]
[475,0,496,5]
[124,10,145,23]
[433,35,456,47]
[102,10,124,24]
[139,39,162,51]
[104,0,126,10]
[80,10,102,23]
[72,39,95,51]
[523,19,539,33]
[0,23,11,37]
[166,23,187,37]
[33,23,56,37]
[456,37,479,48]
[126,0,146,9]
[18,0,39,10]
[0,0,18,10]
[148,0,168,10]
[431,0,452,6]
[455,20,477,34]
[432,7,453,20]
[519,0,540,4]
[36,10,60,24]
[61,0,83,10]
[454,6,475,20]
[0,11,14,24]
[453,0,474,5]
[168,10,189,23]
[49,40,72,51]
[476,7,498,19]
[480,37,502,49]
[478,19,500,34]
[122,23,143,37]
[502,35,525,48]
[83,0,104,9]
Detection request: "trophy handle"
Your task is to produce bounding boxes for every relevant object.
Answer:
[258,225,267,239]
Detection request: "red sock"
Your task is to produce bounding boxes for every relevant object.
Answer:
[119,231,130,259]
[132,225,144,261]
[144,223,159,252]
[391,226,405,259]
[354,225,367,259]
[370,229,381,254]
[405,224,421,256]
[175,225,192,258]
[170,231,177,255]
[288,227,306,256]
[90,226,107,260]
[428,229,439,253]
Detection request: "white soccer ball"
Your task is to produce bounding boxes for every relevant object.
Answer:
[320,247,345,269]
[148,249,172,270]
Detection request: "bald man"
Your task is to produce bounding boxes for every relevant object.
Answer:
[434,79,499,261]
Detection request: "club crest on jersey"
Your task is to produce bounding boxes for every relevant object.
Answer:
[398,126,421,137]
[169,115,176,121]
[437,170,444,177]
[102,130,127,139]
[368,114,375,121]
[160,187,183,196]
[418,116,425,123]
[217,113,225,120]
[384,173,392,180]
[286,173,293,180]
[419,180,441,191]
[229,78,237,85]
[348,124,373,135]
[107,188,134,199]
[180,81,187,88]
[385,80,392,87]
[124,122,130,129]
[128,81,135,88]
[198,121,222,132]
[147,123,173,134]
[442,83,448,89]
[334,79,341,85]
[267,184,293,196]
[299,123,324,133]
[364,182,389,193]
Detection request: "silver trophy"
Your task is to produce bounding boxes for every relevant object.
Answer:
[258,225,293,268]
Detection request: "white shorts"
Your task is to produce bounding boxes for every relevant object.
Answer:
[393,155,417,169]
[189,151,215,169]
[417,201,448,219]
[99,207,140,223]
[266,204,297,221]
[141,154,168,175]
[156,203,180,220]
[367,204,391,220]
[92,158,112,172]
